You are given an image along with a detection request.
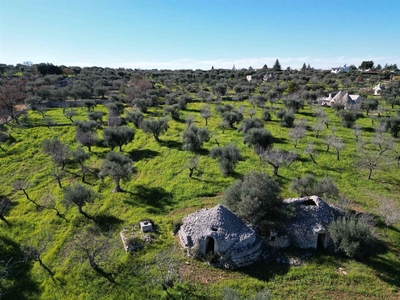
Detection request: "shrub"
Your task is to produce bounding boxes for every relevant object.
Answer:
[172,219,183,235]
[328,215,378,260]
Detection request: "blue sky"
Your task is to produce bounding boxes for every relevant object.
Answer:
[1,0,399,69]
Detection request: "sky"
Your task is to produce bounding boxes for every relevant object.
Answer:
[0,0,399,70]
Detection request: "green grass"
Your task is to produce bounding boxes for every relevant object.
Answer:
[0,99,399,299]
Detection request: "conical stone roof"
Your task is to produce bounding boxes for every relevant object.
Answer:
[178,204,261,268]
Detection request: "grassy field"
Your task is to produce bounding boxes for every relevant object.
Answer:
[0,97,399,299]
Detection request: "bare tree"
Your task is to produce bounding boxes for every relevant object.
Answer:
[356,139,394,180]
[258,148,297,176]
[72,148,90,182]
[0,82,25,123]
[64,108,77,123]
[22,233,53,276]
[311,121,324,138]
[304,143,318,164]
[314,107,329,128]
[142,247,181,297]
[372,132,394,155]
[66,226,115,282]
[377,198,400,227]
[288,122,306,148]
[52,167,65,188]
[200,105,212,125]
[42,139,69,170]
[353,124,363,141]
[330,136,345,160]
[186,156,200,178]
[12,180,41,209]
[41,194,67,221]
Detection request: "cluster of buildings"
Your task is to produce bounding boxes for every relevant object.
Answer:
[178,196,343,268]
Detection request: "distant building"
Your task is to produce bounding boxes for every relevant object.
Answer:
[318,90,362,108]
[246,75,252,82]
[263,73,276,82]
[373,83,386,95]
[331,66,350,74]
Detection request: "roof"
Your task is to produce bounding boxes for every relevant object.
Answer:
[283,196,343,234]
[180,204,254,239]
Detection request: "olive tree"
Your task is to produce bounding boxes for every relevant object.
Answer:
[290,175,339,199]
[182,125,210,152]
[200,105,212,125]
[141,118,169,142]
[222,171,281,225]
[258,148,297,176]
[103,126,134,151]
[243,128,273,151]
[210,144,242,176]
[42,139,69,170]
[63,184,94,218]
[99,152,134,192]
[66,226,115,282]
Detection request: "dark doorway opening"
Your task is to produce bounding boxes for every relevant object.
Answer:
[205,237,215,254]
[317,233,326,250]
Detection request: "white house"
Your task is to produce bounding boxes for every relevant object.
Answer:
[331,66,350,74]
[318,90,362,108]
[373,83,386,95]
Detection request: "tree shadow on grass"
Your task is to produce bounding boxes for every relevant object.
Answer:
[128,149,159,162]
[272,137,287,145]
[237,259,290,282]
[298,111,315,118]
[123,185,173,214]
[159,140,182,151]
[363,241,400,288]
[93,214,124,232]
[0,236,40,300]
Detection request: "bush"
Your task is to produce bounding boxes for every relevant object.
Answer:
[172,219,183,235]
[328,215,378,260]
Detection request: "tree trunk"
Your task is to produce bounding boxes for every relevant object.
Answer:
[368,169,373,180]
[113,180,122,193]
[336,150,340,160]
[189,168,194,178]
[273,166,279,176]
[0,215,10,226]
[310,154,317,164]
[57,177,63,188]
[23,190,31,200]
[205,118,208,126]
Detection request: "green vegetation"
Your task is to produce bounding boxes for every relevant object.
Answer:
[0,63,399,299]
